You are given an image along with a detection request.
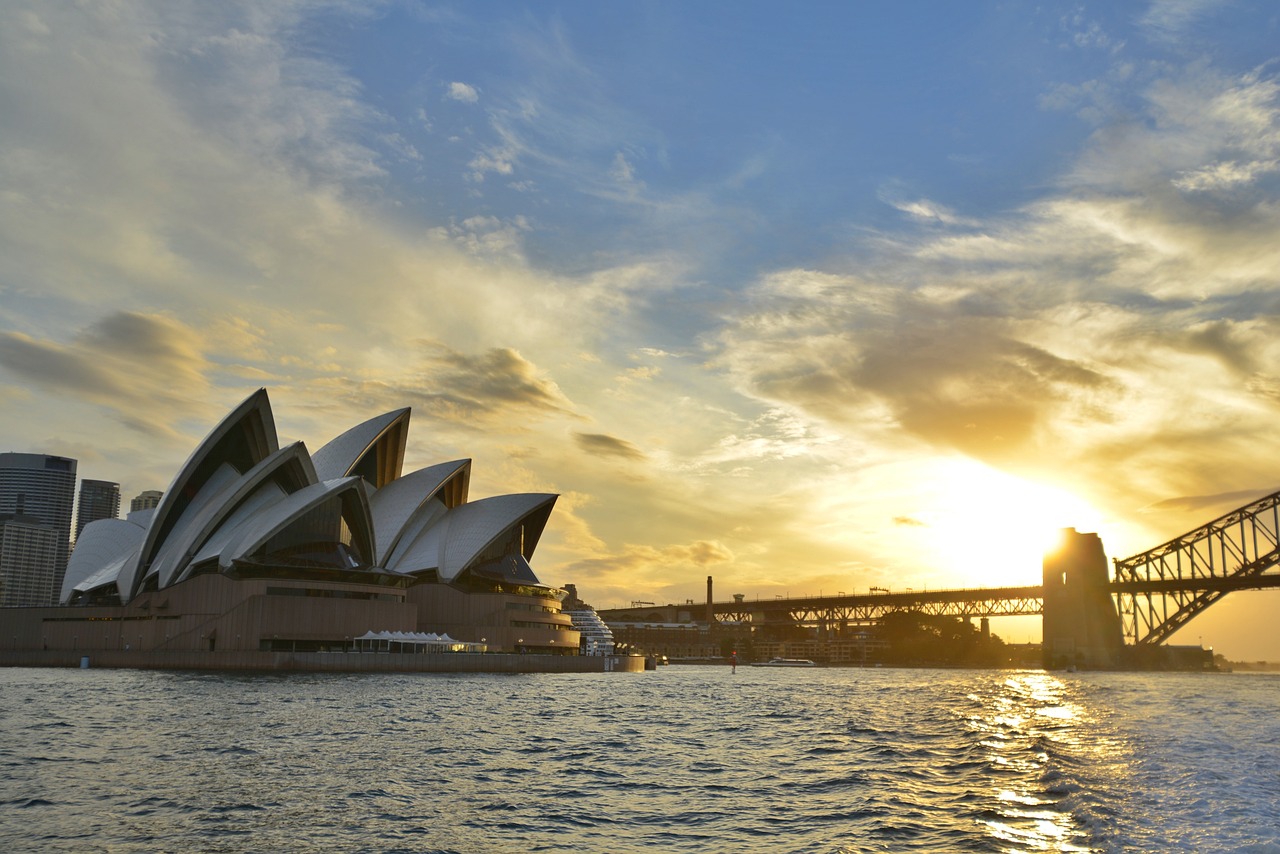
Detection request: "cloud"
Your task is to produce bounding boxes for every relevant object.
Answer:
[0,332,119,395]
[1138,0,1227,43]
[1141,488,1276,515]
[467,145,517,181]
[609,150,644,198]
[446,81,480,103]
[429,215,531,257]
[884,196,977,226]
[556,537,735,603]
[1068,65,1280,200]
[1173,159,1279,192]
[0,0,670,428]
[573,432,646,460]
[304,343,581,434]
[713,60,1280,522]
[0,312,214,438]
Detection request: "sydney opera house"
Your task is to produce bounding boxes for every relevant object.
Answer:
[0,390,635,672]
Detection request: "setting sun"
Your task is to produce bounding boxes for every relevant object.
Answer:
[915,459,1106,587]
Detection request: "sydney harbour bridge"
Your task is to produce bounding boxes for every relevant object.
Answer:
[701,489,1280,666]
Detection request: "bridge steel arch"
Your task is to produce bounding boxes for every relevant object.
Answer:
[1112,489,1280,646]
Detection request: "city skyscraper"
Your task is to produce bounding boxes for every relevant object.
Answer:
[76,479,121,542]
[0,453,77,605]
[0,507,60,607]
[130,490,163,513]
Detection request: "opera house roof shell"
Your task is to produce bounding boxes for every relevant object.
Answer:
[62,389,558,605]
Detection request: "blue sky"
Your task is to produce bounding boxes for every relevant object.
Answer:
[4,1,1280,657]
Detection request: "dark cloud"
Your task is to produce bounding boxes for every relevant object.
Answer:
[0,312,210,400]
[1141,488,1277,515]
[429,346,572,412]
[301,343,578,431]
[84,312,198,364]
[0,332,120,394]
[686,539,733,565]
[852,323,1111,458]
[0,312,214,439]
[572,431,646,460]
[721,279,1114,465]
[1170,321,1260,375]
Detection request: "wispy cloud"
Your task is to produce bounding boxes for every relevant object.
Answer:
[1138,0,1228,43]
[573,432,646,461]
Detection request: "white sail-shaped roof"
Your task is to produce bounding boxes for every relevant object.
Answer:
[185,480,288,575]
[128,388,278,600]
[147,461,243,588]
[73,549,140,598]
[150,443,318,587]
[61,517,147,603]
[126,507,158,528]
[369,459,470,565]
[217,477,375,571]
[311,408,410,488]
[383,507,449,576]
[386,493,556,581]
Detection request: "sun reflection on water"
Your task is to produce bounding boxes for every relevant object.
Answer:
[963,671,1105,853]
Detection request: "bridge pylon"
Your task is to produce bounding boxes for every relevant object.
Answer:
[1042,529,1124,669]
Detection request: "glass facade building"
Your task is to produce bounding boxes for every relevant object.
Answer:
[76,479,121,542]
[0,453,77,605]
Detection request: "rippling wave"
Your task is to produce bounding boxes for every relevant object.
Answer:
[1,667,1278,852]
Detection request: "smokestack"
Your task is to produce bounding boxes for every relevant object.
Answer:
[706,575,714,624]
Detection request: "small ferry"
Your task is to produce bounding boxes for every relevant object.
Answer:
[750,658,816,667]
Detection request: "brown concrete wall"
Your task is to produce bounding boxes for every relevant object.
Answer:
[3,574,421,653]
[1,575,595,659]
[407,583,578,653]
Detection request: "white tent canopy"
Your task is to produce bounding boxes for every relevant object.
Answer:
[352,630,483,653]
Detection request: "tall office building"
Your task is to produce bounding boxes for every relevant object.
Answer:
[76,479,121,542]
[0,453,77,605]
[0,508,60,606]
[130,490,163,513]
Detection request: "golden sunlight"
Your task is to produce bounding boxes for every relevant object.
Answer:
[916,459,1106,587]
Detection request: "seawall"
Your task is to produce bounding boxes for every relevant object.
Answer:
[0,650,646,674]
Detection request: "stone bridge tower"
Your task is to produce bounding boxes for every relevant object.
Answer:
[1042,528,1124,669]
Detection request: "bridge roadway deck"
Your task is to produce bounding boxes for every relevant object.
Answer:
[710,574,1280,624]
[712,585,1045,624]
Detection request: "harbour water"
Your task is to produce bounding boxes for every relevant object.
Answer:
[1,666,1278,853]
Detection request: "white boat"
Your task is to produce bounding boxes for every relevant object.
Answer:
[750,657,816,667]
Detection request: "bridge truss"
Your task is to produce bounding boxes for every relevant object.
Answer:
[1112,489,1280,646]
[712,585,1043,628]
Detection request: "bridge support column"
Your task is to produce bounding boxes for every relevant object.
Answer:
[1042,529,1124,669]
